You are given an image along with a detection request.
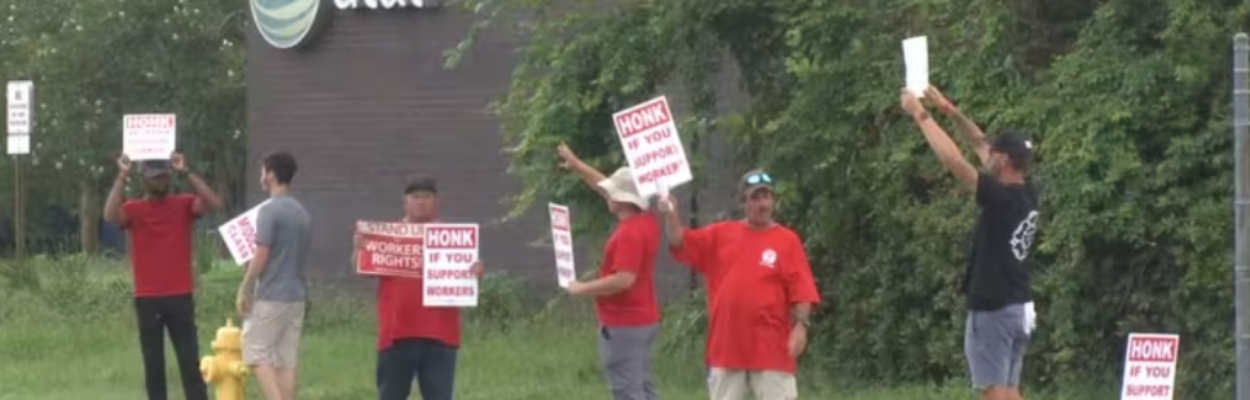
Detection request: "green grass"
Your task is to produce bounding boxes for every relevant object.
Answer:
[0,256,1112,400]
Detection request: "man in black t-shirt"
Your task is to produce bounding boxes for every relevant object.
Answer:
[901,87,1039,400]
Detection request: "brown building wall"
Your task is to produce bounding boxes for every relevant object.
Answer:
[245,5,746,300]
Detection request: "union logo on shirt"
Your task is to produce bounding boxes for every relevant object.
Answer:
[760,249,777,268]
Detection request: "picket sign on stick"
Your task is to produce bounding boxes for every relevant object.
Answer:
[901,36,929,97]
[355,221,424,279]
[612,96,693,198]
[1120,333,1180,400]
[423,223,480,307]
[218,200,272,265]
[548,203,575,288]
[123,114,177,161]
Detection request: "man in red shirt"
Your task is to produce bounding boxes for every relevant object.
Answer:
[358,176,483,400]
[103,153,224,400]
[659,169,820,400]
[557,144,662,400]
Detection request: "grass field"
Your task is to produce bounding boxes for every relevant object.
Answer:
[0,256,1113,400]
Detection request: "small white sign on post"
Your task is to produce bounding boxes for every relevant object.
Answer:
[612,96,693,198]
[548,203,575,288]
[1120,333,1180,400]
[902,36,929,97]
[218,200,272,266]
[123,114,177,161]
[7,81,33,155]
[423,223,480,307]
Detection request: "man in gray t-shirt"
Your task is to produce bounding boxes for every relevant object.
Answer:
[238,151,312,400]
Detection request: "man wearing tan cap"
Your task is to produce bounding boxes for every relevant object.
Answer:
[557,144,663,400]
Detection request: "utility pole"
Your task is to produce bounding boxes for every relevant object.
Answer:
[1232,32,1249,400]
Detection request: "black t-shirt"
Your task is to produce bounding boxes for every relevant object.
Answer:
[962,172,1039,311]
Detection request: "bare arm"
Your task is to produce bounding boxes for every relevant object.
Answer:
[567,159,610,199]
[570,272,637,297]
[905,96,979,191]
[792,302,813,324]
[659,197,686,248]
[927,87,990,165]
[238,246,269,299]
[186,172,225,213]
[103,173,128,224]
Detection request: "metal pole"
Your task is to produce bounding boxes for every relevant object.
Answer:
[12,155,20,263]
[1233,32,1249,400]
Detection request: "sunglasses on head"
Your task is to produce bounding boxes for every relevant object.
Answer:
[745,173,773,185]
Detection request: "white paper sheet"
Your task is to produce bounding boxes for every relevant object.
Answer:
[902,36,929,97]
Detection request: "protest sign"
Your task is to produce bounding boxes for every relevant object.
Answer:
[549,203,575,288]
[218,200,271,265]
[612,96,693,198]
[123,114,177,161]
[354,221,424,279]
[422,223,479,307]
[1120,333,1180,400]
[7,81,32,154]
[902,36,929,97]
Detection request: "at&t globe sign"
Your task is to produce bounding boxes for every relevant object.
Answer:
[250,0,443,50]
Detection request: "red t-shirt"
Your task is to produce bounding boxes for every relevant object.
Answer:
[594,212,661,327]
[670,221,821,373]
[375,219,461,350]
[120,194,200,298]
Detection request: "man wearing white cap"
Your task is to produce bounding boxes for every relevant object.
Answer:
[557,144,663,400]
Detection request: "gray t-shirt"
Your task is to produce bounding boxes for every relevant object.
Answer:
[253,194,312,302]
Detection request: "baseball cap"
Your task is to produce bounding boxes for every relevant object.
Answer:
[140,160,173,178]
[990,130,1034,170]
[404,176,438,195]
[740,168,774,195]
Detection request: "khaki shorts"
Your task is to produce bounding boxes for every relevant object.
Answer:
[242,301,306,368]
[708,368,797,400]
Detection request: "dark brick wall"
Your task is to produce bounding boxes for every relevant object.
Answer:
[245,6,746,300]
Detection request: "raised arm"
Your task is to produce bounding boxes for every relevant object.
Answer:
[901,89,979,191]
[556,143,610,199]
[172,153,225,215]
[103,155,131,225]
[926,86,990,166]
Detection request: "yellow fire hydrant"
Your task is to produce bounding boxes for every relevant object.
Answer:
[201,318,248,400]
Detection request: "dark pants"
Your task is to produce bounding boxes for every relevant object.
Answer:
[133,294,208,400]
[377,338,459,400]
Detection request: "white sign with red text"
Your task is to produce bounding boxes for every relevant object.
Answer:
[422,223,479,307]
[218,200,271,265]
[123,114,177,161]
[1120,333,1180,400]
[548,203,575,288]
[612,96,692,198]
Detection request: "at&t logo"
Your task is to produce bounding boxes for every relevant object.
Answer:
[250,0,442,50]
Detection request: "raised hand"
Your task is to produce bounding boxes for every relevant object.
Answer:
[117,154,132,173]
[556,143,578,169]
[171,153,188,172]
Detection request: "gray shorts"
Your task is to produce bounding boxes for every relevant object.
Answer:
[965,303,1030,390]
[598,324,661,400]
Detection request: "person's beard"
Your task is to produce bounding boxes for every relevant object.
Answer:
[147,186,169,198]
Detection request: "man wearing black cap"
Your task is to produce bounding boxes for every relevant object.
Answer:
[901,86,1039,400]
[658,169,821,400]
[360,176,483,400]
[104,153,224,400]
